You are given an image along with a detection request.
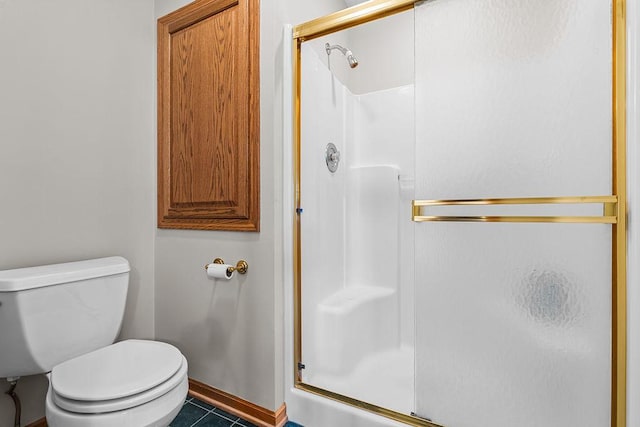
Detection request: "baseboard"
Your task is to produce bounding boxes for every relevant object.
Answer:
[189,378,288,427]
[25,418,47,427]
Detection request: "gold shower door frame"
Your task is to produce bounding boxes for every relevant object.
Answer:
[291,1,627,426]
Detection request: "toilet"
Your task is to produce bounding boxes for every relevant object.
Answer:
[0,257,188,427]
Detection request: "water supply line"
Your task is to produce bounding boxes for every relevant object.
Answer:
[5,378,21,427]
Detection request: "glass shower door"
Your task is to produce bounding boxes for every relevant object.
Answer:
[413,1,617,426]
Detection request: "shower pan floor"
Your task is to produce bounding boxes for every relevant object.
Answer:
[308,345,414,415]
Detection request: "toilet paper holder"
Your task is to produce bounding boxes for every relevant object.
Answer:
[204,258,249,275]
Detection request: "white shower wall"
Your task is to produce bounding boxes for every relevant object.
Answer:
[300,45,414,411]
[300,43,348,377]
[349,85,415,348]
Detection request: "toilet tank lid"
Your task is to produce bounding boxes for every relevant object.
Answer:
[0,256,130,292]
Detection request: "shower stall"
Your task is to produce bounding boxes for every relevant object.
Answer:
[290,1,627,426]
[298,20,415,414]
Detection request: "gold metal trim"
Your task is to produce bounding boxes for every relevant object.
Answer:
[412,215,617,224]
[612,1,627,426]
[233,260,249,275]
[292,0,414,42]
[293,34,303,385]
[413,195,617,206]
[295,383,444,427]
[412,196,618,224]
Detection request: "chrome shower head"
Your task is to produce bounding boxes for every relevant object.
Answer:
[346,53,358,68]
[325,43,359,69]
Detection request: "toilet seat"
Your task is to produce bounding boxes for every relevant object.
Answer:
[50,340,186,414]
[45,373,188,427]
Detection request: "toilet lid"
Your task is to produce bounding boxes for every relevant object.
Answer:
[52,354,188,414]
[51,339,183,402]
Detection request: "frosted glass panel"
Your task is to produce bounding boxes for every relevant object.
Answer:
[414,224,611,427]
[415,0,612,200]
[414,0,614,426]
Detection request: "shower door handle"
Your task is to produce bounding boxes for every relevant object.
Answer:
[411,195,618,224]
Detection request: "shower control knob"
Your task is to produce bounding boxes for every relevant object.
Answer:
[325,143,340,173]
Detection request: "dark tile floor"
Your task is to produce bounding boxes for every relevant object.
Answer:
[169,396,303,427]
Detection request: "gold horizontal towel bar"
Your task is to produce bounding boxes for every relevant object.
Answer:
[412,195,618,224]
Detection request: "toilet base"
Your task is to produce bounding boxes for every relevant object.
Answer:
[45,375,188,427]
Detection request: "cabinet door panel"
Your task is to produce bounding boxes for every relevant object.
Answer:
[158,0,259,231]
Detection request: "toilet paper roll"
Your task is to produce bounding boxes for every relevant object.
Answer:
[206,263,234,280]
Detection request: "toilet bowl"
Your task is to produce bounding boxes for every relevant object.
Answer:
[0,257,188,427]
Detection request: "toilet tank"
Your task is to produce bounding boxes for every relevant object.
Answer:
[0,257,130,378]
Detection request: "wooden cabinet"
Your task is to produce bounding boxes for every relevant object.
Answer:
[158,0,259,231]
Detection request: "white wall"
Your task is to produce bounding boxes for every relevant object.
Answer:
[281,0,347,26]
[152,0,347,412]
[347,9,414,95]
[153,0,281,410]
[0,0,348,423]
[0,1,156,425]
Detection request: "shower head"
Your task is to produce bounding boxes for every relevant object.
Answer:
[346,53,358,68]
[325,43,358,69]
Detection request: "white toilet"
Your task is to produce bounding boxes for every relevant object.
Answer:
[0,257,188,427]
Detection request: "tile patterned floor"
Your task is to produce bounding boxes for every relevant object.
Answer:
[169,396,303,427]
